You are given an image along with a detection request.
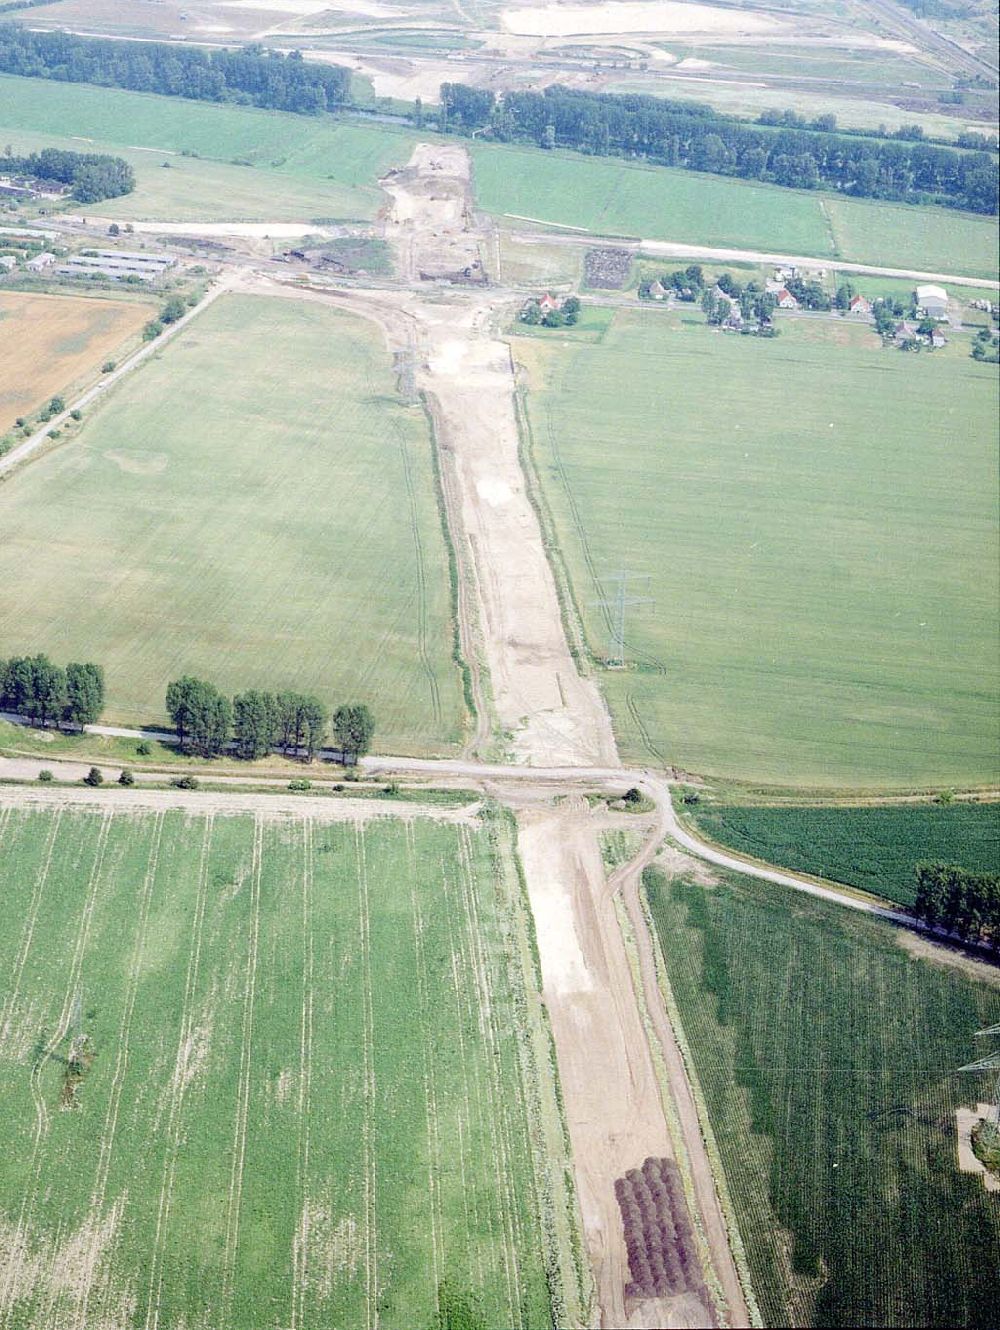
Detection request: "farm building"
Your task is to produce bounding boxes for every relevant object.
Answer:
[648,279,667,301]
[57,250,175,282]
[24,251,55,271]
[775,288,799,310]
[930,331,947,348]
[915,284,948,318]
[538,292,560,314]
[848,295,872,316]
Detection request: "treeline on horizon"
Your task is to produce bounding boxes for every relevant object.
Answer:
[440,83,999,215]
[0,145,133,201]
[0,23,350,113]
[914,863,1000,951]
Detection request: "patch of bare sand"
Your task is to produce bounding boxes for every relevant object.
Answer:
[502,0,786,38]
[656,842,719,886]
[0,1197,132,1325]
[896,929,1000,987]
[955,1104,1000,1193]
[295,1201,361,1299]
[104,449,168,475]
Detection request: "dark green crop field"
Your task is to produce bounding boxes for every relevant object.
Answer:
[646,864,1000,1327]
[690,802,1000,905]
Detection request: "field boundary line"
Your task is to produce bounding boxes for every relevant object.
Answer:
[354,820,378,1330]
[457,824,523,1322]
[420,388,491,754]
[637,875,764,1326]
[441,843,485,1288]
[404,820,444,1300]
[77,812,165,1330]
[145,814,215,1330]
[291,816,316,1330]
[222,813,263,1314]
[1,810,113,1324]
[391,395,443,731]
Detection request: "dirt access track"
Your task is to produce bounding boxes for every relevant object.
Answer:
[236,142,749,1327]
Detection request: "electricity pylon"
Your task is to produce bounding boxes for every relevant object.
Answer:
[958,1024,1000,1135]
[592,570,652,669]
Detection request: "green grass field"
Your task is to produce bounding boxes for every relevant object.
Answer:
[518,310,999,787]
[0,293,466,751]
[825,195,1000,280]
[0,803,580,1328]
[0,75,418,222]
[689,802,1000,905]
[472,142,1000,279]
[645,863,1000,1328]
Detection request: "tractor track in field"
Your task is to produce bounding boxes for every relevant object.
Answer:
[76,813,165,1330]
[290,816,316,1330]
[145,814,215,1330]
[221,815,263,1316]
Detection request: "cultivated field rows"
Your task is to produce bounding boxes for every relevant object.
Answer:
[646,866,1000,1327]
[0,806,576,1329]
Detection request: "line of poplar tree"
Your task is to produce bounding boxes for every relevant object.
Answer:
[165,676,374,764]
[0,654,105,728]
[913,862,1000,950]
[438,83,999,215]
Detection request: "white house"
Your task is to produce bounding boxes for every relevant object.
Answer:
[915,283,948,319]
[0,255,16,271]
[25,251,56,271]
[775,287,799,310]
[848,294,872,316]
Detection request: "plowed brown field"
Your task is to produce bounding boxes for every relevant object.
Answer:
[0,290,150,432]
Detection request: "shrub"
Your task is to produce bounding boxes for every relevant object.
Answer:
[288,778,312,791]
[37,769,54,783]
[83,766,103,786]
[623,786,643,805]
[171,774,199,790]
[135,740,151,756]
[118,767,135,786]
[70,409,82,421]
[102,360,116,373]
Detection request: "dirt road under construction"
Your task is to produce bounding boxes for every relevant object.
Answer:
[2,142,753,1327]
[247,143,750,1328]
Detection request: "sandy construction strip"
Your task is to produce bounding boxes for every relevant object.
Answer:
[519,798,733,1327]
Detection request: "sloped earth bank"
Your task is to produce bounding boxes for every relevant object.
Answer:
[229,143,748,1326]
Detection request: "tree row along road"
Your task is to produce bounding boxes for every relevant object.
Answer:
[0,267,246,479]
